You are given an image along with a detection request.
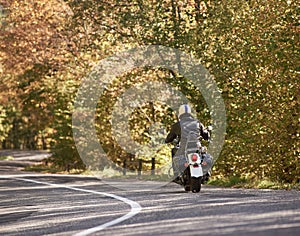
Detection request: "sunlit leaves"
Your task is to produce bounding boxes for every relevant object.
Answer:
[0,0,298,181]
[0,0,73,74]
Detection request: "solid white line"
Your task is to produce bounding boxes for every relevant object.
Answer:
[0,173,96,179]
[2,175,142,236]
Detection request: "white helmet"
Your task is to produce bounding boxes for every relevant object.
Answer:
[178,104,191,117]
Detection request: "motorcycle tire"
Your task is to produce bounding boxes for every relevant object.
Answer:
[191,177,201,193]
[184,185,190,192]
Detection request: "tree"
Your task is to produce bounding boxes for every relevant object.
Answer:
[0,0,298,182]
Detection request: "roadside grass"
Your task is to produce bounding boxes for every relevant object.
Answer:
[24,163,84,174]
[208,176,300,190]
[0,155,14,161]
[23,162,300,190]
[208,176,248,188]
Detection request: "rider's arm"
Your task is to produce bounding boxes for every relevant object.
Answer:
[165,132,176,143]
[165,122,180,143]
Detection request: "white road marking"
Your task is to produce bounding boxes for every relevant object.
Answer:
[1,175,142,236]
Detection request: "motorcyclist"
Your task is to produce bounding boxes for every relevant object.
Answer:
[165,104,212,182]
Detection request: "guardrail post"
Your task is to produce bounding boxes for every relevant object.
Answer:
[151,158,155,176]
[138,159,142,176]
[123,159,127,175]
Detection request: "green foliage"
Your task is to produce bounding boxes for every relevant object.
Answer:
[205,0,299,184]
[0,0,298,184]
[0,105,12,143]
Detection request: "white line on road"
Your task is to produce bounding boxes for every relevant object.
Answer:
[2,175,142,236]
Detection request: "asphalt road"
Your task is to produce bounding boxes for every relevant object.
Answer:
[1,151,300,236]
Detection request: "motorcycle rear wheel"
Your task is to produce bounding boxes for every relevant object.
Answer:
[191,177,201,193]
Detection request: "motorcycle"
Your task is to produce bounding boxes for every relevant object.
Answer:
[170,127,212,193]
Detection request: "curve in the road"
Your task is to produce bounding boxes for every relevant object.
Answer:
[3,175,142,236]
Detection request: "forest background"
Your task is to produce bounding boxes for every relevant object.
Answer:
[0,0,298,186]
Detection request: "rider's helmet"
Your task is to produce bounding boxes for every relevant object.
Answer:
[178,104,191,117]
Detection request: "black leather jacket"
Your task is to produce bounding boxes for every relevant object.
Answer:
[165,113,209,145]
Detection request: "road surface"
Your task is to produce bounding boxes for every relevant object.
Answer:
[0,150,299,236]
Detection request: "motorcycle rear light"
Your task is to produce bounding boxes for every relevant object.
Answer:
[191,154,198,162]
